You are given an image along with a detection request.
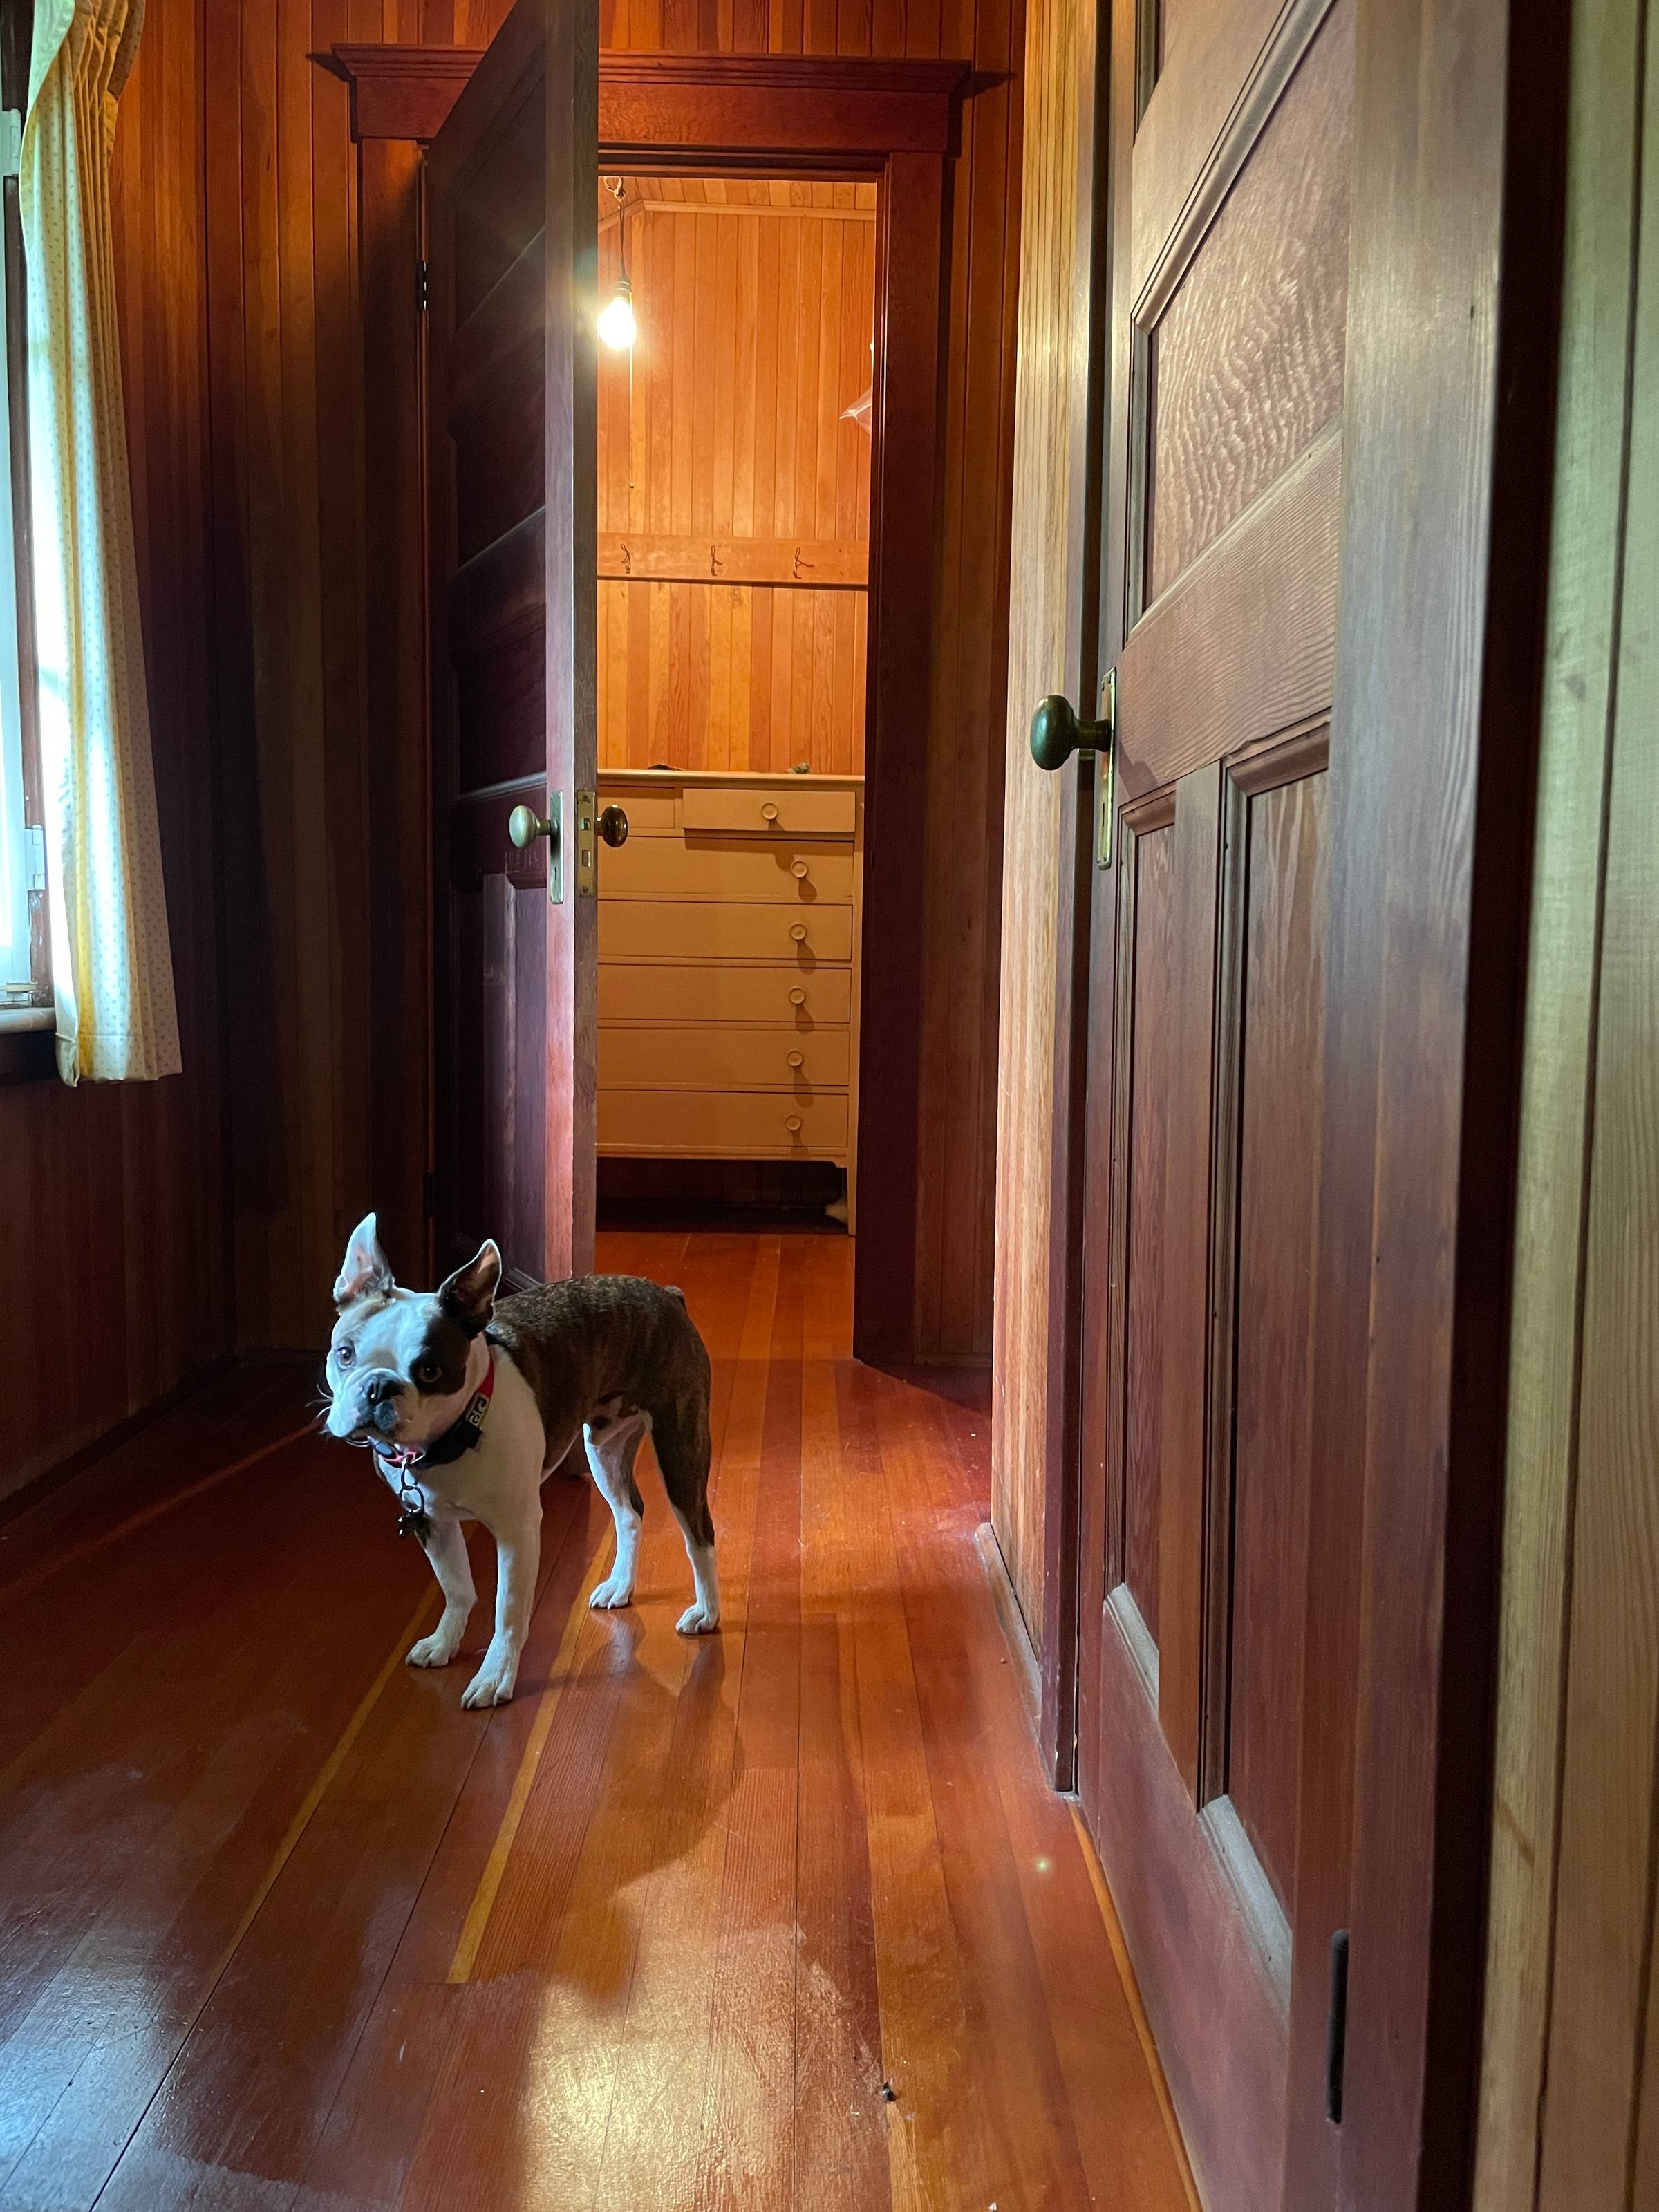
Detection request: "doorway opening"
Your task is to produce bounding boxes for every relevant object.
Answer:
[592,173,877,1240]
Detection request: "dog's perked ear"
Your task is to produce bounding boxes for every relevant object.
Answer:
[335,1212,394,1310]
[438,1240,503,1335]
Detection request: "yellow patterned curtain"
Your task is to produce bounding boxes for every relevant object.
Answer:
[21,0,180,1084]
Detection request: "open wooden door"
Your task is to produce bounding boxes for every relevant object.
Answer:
[1031,0,1568,2201]
[427,0,597,1288]
[1068,1,1354,2204]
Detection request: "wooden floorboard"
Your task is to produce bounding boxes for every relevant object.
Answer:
[0,1235,1192,2211]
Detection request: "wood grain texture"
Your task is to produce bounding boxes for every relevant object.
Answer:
[1116,420,1341,800]
[990,0,1094,1638]
[1469,8,1659,2203]
[1282,0,1571,2199]
[1145,0,1351,600]
[1,0,229,1499]
[1153,765,1221,1797]
[596,196,874,774]
[0,1236,1192,2212]
[1474,0,1653,2200]
[1225,761,1327,1911]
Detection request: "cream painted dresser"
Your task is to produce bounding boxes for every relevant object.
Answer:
[596,770,863,1221]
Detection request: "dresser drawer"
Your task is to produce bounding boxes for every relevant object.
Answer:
[599,1087,850,1156]
[599,787,678,834]
[599,963,853,1026]
[599,1024,851,1091]
[679,785,857,839]
[601,834,854,905]
[599,901,852,965]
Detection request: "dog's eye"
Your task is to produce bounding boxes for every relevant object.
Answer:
[414,1357,442,1387]
[335,1342,355,1368]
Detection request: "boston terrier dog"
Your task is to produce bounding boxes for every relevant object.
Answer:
[324,1214,719,1708]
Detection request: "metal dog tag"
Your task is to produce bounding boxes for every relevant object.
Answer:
[397,1505,433,1545]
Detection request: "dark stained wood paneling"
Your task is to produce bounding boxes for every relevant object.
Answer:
[1145,0,1351,602]
[1226,758,1328,1911]
[1,0,230,1498]
[196,0,1012,1360]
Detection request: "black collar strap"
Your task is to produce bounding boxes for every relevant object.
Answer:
[371,1343,496,1472]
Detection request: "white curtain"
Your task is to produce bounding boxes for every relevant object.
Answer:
[21,0,180,1084]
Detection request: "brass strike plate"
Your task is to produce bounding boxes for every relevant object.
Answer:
[1096,668,1117,869]
[547,789,564,903]
[574,789,598,898]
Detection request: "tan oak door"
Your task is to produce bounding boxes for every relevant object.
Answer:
[427,0,598,1288]
[1076,1,1355,2204]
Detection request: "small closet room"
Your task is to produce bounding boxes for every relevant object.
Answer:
[592,174,876,1233]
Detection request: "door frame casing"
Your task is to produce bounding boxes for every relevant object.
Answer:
[332,44,969,1365]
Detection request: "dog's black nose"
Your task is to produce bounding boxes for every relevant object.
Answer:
[362,1371,399,1405]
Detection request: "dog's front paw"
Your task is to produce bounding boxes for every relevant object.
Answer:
[406,1628,462,1669]
[589,1572,635,1612]
[676,1602,720,1636]
[461,1644,519,1708]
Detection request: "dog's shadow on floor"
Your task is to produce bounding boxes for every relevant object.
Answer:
[458,1583,742,2005]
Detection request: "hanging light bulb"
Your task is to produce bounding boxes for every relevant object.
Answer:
[598,273,637,350]
[841,338,873,432]
[599,176,637,351]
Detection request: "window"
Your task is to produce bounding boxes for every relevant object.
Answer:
[0,100,43,1010]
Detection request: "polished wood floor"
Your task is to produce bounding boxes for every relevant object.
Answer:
[0,1233,1194,2211]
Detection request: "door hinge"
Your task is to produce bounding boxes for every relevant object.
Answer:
[1,110,21,182]
[415,259,430,313]
[422,1169,436,1220]
[25,823,45,895]
[1325,1929,1350,2124]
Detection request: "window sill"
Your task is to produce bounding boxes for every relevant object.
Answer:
[0,1004,57,1084]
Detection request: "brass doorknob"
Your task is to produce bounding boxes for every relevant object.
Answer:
[1029,692,1109,771]
[599,804,628,848]
[509,804,553,848]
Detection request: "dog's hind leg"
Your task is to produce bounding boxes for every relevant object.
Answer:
[586,1409,649,1612]
[406,1513,475,1669]
[650,1397,720,1635]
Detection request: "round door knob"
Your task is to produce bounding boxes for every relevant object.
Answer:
[599,804,628,848]
[509,804,554,849]
[790,859,809,880]
[790,923,808,943]
[786,1115,803,1134]
[761,803,779,823]
[789,988,806,1006]
[1029,693,1109,771]
[787,1051,804,1069]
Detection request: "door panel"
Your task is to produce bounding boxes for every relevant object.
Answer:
[1145,1,1351,600]
[1115,794,1180,1652]
[429,0,597,1285]
[1221,743,1329,1914]
[1078,1,1356,2204]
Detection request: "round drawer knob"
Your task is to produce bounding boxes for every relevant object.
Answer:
[789,987,807,1006]
[761,803,779,823]
[790,923,808,942]
[790,859,809,880]
[787,1051,804,1069]
[786,1115,803,1134]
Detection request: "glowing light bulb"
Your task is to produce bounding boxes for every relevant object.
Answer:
[598,277,637,350]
